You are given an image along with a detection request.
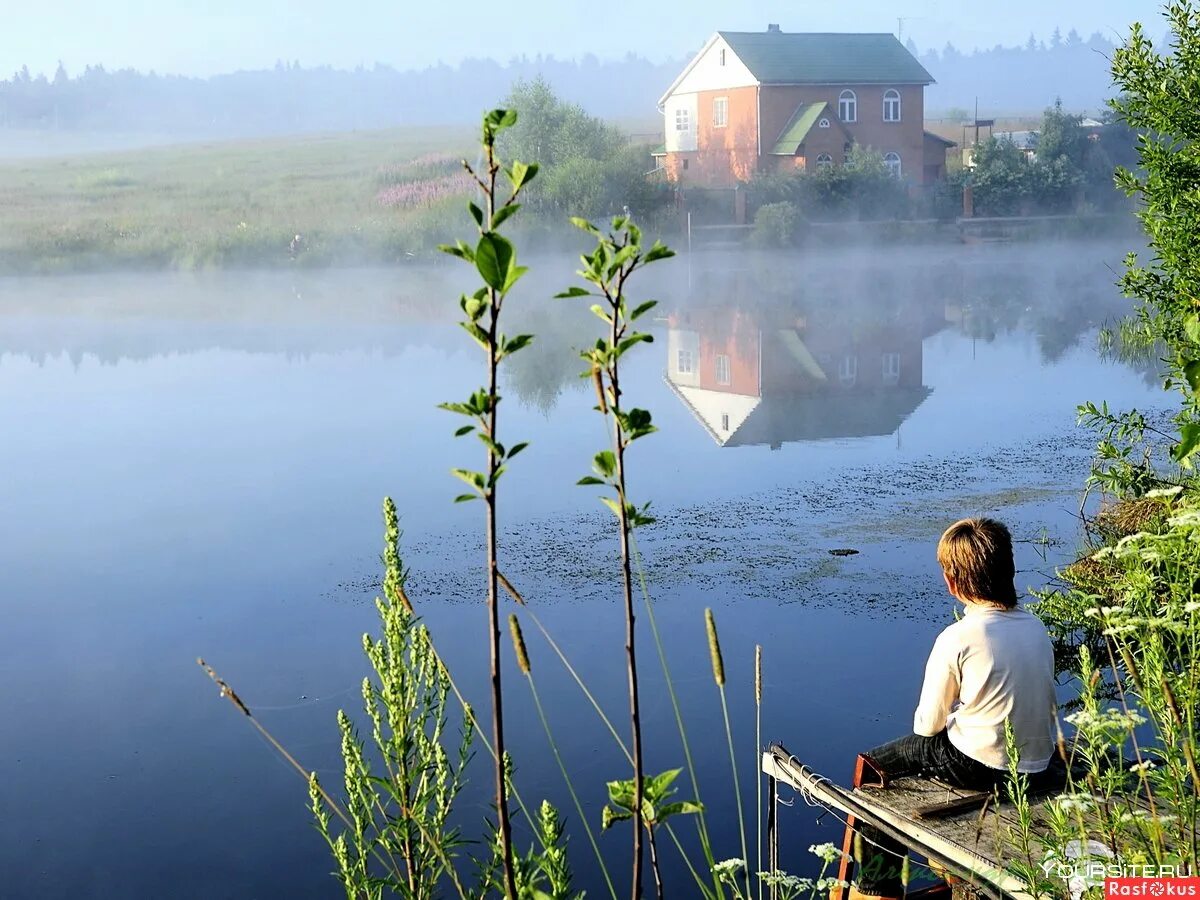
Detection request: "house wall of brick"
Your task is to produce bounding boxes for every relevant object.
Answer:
[759,83,927,182]
[665,85,758,186]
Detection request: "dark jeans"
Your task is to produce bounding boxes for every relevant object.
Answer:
[865,728,1005,791]
[851,731,1003,895]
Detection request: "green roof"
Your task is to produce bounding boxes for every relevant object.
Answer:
[718,31,934,85]
[770,102,829,155]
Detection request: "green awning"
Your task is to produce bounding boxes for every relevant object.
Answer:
[770,101,829,155]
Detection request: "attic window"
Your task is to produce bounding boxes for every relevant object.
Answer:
[818,117,830,129]
[719,48,726,66]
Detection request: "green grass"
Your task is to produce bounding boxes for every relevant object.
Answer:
[0,126,474,274]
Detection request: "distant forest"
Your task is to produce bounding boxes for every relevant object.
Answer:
[0,28,1123,139]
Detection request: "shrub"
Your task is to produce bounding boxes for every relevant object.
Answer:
[751,201,802,247]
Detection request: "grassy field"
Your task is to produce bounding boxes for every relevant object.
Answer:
[0,126,475,274]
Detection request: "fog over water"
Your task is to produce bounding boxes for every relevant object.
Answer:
[0,239,1168,897]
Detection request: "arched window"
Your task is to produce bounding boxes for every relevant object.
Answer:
[815,153,834,169]
[883,89,901,122]
[884,152,902,178]
[839,90,857,122]
[817,117,831,129]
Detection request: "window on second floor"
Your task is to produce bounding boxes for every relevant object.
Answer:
[882,352,901,385]
[675,108,690,132]
[839,89,857,123]
[715,354,731,385]
[677,348,695,375]
[713,97,728,128]
[815,153,833,169]
[838,354,858,386]
[883,89,901,122]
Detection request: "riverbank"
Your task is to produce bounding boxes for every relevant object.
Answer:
[2,125,1141,277]
[0,126,473,275]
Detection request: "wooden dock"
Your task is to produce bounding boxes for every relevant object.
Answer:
[762,744,1046,900]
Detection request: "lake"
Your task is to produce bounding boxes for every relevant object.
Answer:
[0,238,1167,898]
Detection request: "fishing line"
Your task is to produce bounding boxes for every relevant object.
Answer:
[238,681,361,713]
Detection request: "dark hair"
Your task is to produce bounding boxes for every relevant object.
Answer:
[936,517,1018,608]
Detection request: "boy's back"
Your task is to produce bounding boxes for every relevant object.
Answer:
[916,605,1056,773]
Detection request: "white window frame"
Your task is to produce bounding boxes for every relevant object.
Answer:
[815,153,834,169]
[838,354,858,386]
[675,108,690,132]
[715,354,731,384]
[882,352,901,385]
[884,151,902,179]
[839,89,857,123]
[719,48,727,66]
[713,97,728,129]
[677,348,695,375]
[818,117,831,128]
[883,89,901,122]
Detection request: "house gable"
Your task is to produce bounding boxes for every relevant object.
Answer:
[657,34,759,108]
[769,101,852,156]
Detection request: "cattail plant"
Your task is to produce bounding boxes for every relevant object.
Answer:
[558,214,673,899]
[706,608,751,898]
[438,107,539,900]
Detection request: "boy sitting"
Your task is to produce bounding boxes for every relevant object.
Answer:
[850,518,1057,899]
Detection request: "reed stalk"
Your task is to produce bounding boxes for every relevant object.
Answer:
[526,603,714,898]
[509,614,620,900]
[756,644,763,900]
[706,609,751,898]
[631,537,723,899]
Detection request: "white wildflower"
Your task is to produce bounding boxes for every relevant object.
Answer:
[760,872,813,891]
[809,842,845,863]
[1184,601,1200,613]
[1051,793,1095,813]
[1115,531,1152,550]
[1129,760,1156,774]
[1144,486,1183,498]
[817,877,850,893]
[1167,509,1200,527]
[713,859,745,877]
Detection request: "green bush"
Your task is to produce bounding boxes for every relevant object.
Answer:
[745,148,910,222]
[751,201,802,247]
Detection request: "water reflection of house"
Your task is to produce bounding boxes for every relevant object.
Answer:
[665,306,932,448]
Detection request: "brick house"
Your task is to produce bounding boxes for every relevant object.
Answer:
[656,27,954,186]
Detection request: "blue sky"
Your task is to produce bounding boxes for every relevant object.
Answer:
[6,0,1167,79]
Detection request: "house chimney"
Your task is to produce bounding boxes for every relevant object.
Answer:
[767,23,781,32]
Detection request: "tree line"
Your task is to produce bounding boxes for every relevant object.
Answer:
[1,28,1128,139]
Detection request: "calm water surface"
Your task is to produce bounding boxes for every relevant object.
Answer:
[0,241,1167,898]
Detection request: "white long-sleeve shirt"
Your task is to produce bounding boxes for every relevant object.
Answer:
[913,605,1056,773]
